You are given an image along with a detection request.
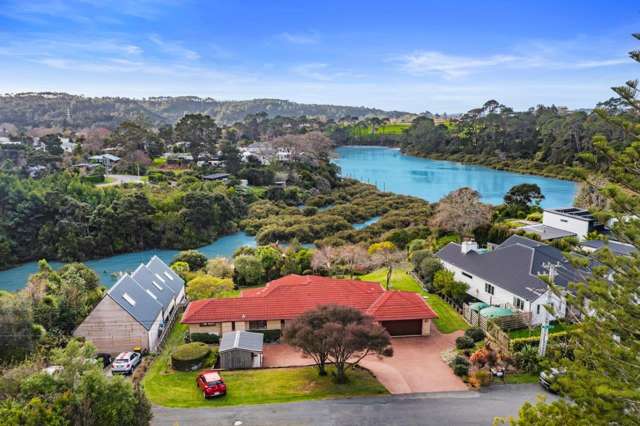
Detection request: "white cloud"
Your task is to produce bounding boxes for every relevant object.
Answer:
[278,32,319,45]
[398,51,519,78]
[149,34,199,60]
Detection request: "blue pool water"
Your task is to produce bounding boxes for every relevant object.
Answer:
[0,147,577,291]
[334,146,577,207]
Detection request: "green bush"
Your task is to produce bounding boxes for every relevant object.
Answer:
[171,342,211,371]
[247,329,281,343]
[80,174,105,184]
[189,332,220,344]
[453,363,469,377]
[455,336,475,350]
[510,331,569,352]
[464,327,486,342]
[453,355,470,367]
[514,344,541,374]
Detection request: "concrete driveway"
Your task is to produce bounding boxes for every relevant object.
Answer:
[263,329,466,394]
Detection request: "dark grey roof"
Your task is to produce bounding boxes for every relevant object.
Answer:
[131,264,176,312]
[517,224,577,240]
[146,256,185,295]
[544,207,596,222]
[580,239,636,256]
[436,235,590,302]
[108,275,163,330]
[220,331,264,353]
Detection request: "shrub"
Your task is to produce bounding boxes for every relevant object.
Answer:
[247,329,281,343]
[468,370,492,388]
[464,327,485,342]
[455,336,475,350]
[417,257,442,284]
[453,363,469,377]
[172,250,207,271]
[453,355,470,367]
[526,211,542,222]
[469,348,489,367]
[171,342,211,371]
[514,344,541,374]
[189,332,220,344]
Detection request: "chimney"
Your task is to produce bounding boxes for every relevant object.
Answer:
[461,239,478,254]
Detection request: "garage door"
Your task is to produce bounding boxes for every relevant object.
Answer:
[381,320,422,336]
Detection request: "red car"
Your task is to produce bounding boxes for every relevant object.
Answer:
[196,370,227,398]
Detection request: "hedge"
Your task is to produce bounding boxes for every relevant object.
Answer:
[455,336,475,350]
[247,329,281,343]
[171,342,211,371]
[81,174,105,184]
[189,332,220,344]
[510,331,569,352]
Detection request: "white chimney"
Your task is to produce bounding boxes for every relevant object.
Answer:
[461,240,478,254]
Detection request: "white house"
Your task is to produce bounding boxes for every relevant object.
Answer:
[518,207,602,241]
[89,153,121,172]
[74,256,184,353]
[436,235,591,325]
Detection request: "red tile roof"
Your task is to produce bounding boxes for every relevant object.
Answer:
[182,275,437,324]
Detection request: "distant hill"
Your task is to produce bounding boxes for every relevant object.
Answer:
[0,92,410,129]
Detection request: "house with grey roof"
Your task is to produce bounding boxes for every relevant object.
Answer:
[74,256,184,354]
[519,207,603,241]
[436,235,591,325]
[580,239,636,257]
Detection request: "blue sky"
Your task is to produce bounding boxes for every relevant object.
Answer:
[1,0,638,113]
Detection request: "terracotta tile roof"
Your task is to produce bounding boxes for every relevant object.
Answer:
[182,275,437,324]
[366,291,437,321]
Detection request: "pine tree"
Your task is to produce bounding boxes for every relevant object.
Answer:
[503,33,640,426]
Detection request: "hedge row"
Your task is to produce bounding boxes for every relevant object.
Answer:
[247,329,281,343]
[171,342,211,371]
[510,331,570,352]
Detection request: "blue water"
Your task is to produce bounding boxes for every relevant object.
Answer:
[0,147,577,291]
[334,146,577,207]
[0,232,255,292]
[353,216,381,230]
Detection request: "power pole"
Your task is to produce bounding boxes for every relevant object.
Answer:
[538,263,558,357]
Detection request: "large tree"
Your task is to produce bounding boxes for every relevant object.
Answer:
[504,33,640,426]
[174,113,220,159]
[430,187,492,236]
[368,241,404,290]
[503,183,545,208]
[283,305,392,382]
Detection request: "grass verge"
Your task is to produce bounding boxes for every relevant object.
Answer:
[360,268,468,334]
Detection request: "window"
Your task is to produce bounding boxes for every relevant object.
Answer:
[484,283,494,295]
[514,297,525,310]
[231,321,236,331]
[122,293,136,306]
[462,272,473,279]
[145,289,158,300]
[154,273,166,283]
[280,319,286,328]
[249,320,268,330]
[560,219,568,223]
[536,305,541,315]
[164,271,174,280]
[199,322,217,327]
[152,280,163,290]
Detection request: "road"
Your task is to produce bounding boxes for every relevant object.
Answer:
[152,384,557,426]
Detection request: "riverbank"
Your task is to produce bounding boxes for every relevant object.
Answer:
[402,149,578,181]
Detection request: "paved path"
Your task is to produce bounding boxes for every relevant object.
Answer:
[97,174,145,187]
[152,384,556,426]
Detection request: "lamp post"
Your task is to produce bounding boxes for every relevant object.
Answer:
[538,262,558,357]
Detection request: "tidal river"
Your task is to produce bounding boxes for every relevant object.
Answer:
[0,146,576,291]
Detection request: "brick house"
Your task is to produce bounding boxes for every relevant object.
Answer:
[182,275,437,337]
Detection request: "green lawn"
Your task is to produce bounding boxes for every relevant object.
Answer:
[142,318,386,408]
[508,322,574,339]
[504,373,539,384]
[359,268,468,334]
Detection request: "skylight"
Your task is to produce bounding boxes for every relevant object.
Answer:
[122,293,136,306]
[163,271,174,280]
[152,281,163,290]
[146,289,158,300]
[154,273,166,283]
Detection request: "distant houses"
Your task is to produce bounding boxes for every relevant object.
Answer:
[74,256,184,354]
[89,153,120,172]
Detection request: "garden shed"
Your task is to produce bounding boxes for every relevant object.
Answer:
[219,331,264,370]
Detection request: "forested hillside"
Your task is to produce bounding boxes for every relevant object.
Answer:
[0,92,407,129]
